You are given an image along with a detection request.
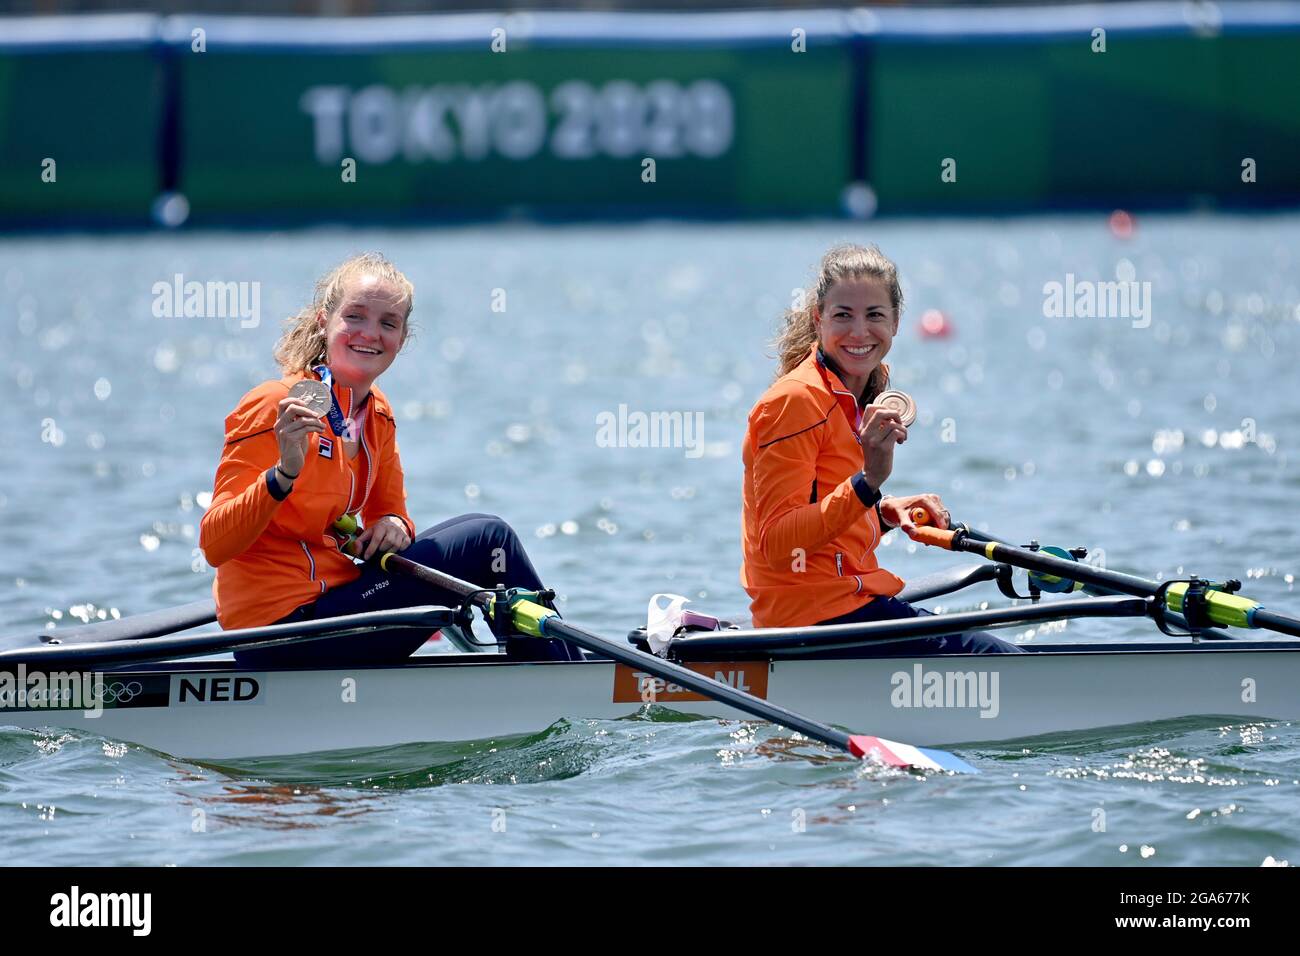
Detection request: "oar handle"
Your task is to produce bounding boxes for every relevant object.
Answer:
[333,513,362,556]
[911,527,957,548]
[903,506,959,548]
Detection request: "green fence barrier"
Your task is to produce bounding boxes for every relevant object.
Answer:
[0,21,162,225]
[1,8,1298,227]
[175,39,854,221]
[867,32,1300,213]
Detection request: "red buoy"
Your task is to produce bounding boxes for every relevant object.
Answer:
[1108,209,1135,240]
[919,309,952,338]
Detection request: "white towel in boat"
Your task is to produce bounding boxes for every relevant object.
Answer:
[646,593,692,657]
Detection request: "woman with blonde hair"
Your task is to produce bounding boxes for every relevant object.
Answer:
[198,253,578,664]
[740,243,1020,653]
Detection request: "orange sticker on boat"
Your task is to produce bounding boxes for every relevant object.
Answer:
[612,662,769,703]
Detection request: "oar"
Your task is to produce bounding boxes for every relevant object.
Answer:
[663,594,1149,656]
[10,599,218,647]
[905,513,1300,639]
[0,606,457,669]
[377,552,978,774]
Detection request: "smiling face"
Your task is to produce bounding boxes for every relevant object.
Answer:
[814,277,899,395]
[316,273,409,392]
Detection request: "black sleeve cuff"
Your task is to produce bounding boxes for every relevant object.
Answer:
[850,471,881,508]
[266,466,291,501]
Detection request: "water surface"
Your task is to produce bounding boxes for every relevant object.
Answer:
[2,215,1297,865]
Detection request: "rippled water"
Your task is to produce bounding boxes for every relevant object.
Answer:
[2,215,1299,865]
[4,715,1297,866]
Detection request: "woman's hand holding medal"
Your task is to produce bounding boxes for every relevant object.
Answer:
[274,380,331,481]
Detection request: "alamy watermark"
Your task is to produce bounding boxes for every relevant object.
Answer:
[596,404,704,459]
[0,666,105,717]
[49,886,151,936]
[890,664,1000,718]
[1042,272,1151,328]
[152,273,260,328]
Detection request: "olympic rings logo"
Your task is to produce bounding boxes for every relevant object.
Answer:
[93,681,144,704]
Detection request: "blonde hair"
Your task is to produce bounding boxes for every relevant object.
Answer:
[274,253,415,373]
[773,243,904,402]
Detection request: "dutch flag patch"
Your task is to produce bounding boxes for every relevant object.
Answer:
[318,437,333,459]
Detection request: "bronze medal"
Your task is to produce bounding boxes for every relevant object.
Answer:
[876,389,917,427]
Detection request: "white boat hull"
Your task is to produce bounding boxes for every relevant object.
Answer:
[4,642,1298,761]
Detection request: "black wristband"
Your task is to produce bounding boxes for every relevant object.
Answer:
[850,471,881,508]
[266,466,292,501]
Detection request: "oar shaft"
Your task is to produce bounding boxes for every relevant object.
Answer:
[0,606,456,669]
[931,526,1300,637]
[378,553,858,752]
[911,514,1162,595]
[380,553,488,601]
[545,617,855,751]
[1253,608,1300,639]
[669,594,1149,655]
[954,532,1160,597]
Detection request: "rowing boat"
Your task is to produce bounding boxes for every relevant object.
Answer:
[4,543,1299,763]
[2,634,1298,762]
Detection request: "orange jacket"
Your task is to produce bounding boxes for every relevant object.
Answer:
[741,346,904,628]
[199,370,414,630]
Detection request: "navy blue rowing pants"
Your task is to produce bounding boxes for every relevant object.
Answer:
[234,513,582,667]
[818,596,1025,654]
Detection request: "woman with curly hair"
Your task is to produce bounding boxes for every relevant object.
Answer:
[199,253,578,664]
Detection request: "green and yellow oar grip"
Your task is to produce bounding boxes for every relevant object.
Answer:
[479,596,556,638]
[1166,583,1260,629]
[503,599,557,639]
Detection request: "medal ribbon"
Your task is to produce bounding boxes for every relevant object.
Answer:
[312,365,350,438]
